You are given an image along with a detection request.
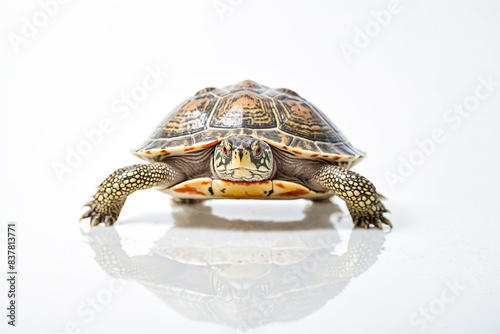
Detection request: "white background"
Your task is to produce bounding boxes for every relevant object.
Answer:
[1,0,500,333]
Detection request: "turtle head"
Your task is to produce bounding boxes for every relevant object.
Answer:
[214,135,273,181]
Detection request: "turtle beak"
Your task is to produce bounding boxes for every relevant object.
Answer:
[237,148,244,161]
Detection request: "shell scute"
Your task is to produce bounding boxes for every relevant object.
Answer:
[210,90,277,129]
[274,95,345,142]
[152,95,216,139]
[255,130,293,147]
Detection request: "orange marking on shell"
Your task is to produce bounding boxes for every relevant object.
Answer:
[184,147,195,151]
[145,150,151,154]
[201,141,220,148]
[310,153,319,157]
[333,156,341,160]
[275,183,286,189]
[200,181,210,185]
[173,185,205,196]
[160,150,169,154]
[292,150,302,155]
[282,146,288,150]
[279,188,310,197]
[221,180,270,186]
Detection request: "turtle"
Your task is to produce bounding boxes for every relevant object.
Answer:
[80,80,391,228]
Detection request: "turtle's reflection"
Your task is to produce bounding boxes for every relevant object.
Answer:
[83,201,386,330]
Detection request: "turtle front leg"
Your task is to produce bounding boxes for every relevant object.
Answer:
[80,162,183,226]
[314,165,392,229]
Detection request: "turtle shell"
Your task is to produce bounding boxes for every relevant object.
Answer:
[133,80,365,163]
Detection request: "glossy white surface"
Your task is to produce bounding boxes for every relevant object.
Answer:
[1,1,500,333]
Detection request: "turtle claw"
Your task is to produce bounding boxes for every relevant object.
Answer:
[350,206,392,229]
[83,201,94,208]
[381,216,392,228]
[378,201,389,213]
[79,209,92,222]
[80,199,121,227]
[104,216,115,227]
[88,212,118,227]
[377,192,387,200]
[90,214,101,227]
[352,216,391,229]
[354,218,370,229]
[347,197,393,229]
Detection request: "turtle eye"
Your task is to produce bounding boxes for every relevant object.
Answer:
[222,144,228,155]
[255,145,262,156]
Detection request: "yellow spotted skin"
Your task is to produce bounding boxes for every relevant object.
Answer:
[315,166,391,229]
[81,162,180,226]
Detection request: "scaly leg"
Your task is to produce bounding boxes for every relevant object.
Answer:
[314,165,391,229]
[80,162,183,226]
